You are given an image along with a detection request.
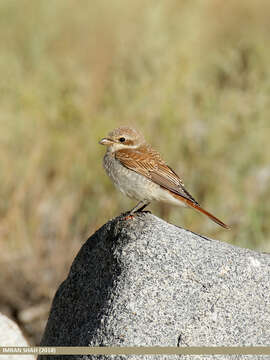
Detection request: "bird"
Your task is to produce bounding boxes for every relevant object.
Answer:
[99,126,230,229]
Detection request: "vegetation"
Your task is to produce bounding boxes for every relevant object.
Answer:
[0,0,269,344]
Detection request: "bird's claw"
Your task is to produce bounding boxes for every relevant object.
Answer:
[120,209,151,221]
[122,214,135,221]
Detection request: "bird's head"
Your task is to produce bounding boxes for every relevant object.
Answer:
[99,126,145,152]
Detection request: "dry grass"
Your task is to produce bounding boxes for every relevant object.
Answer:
[0,0,270,344]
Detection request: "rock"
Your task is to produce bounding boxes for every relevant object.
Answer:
[39,213,270,359]
[0,313,35,360]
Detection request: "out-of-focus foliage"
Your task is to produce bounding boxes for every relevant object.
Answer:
[0,0,269,344]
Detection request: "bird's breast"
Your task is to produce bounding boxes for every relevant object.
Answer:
[103,152,157,201]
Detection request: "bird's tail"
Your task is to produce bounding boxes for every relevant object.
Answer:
[173,193,230,229]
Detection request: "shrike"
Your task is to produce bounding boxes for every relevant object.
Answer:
[99,126,229,229]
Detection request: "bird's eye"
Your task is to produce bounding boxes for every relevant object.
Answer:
[119,137,126,143]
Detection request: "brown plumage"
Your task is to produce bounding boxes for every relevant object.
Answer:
[115,145,199,205]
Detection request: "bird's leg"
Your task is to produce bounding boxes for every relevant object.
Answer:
[122,201,151,221]
[129,200,150,214]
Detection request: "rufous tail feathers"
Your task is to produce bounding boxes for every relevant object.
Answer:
[173,193,230,229]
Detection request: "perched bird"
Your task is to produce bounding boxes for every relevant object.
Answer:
[99,126,229,229]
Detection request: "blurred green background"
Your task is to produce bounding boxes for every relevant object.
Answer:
[0,0,269,345]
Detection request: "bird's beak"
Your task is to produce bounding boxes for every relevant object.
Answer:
[99,137,114,145]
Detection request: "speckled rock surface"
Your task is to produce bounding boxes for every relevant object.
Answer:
[39,212,270,360]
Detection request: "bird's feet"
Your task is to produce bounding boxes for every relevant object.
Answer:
[120,208,152,221]
[122,214,135,221]
[120,210,135,221]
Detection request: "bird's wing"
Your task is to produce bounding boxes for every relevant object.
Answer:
[115,145,199,205]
